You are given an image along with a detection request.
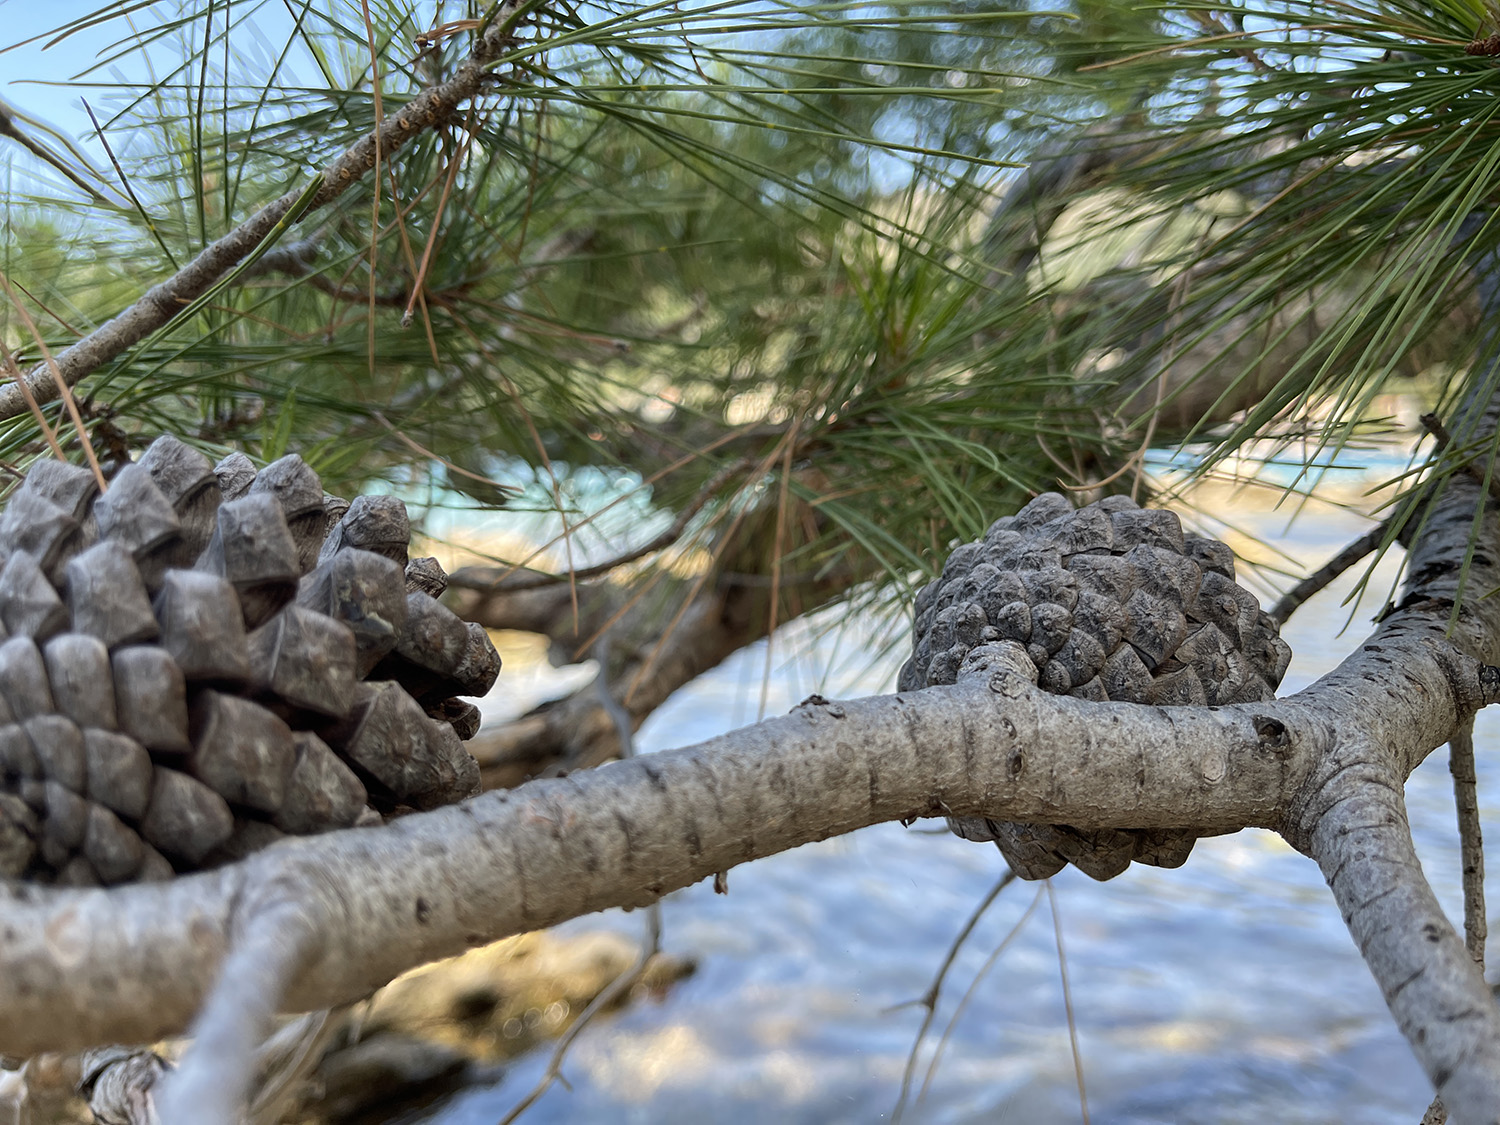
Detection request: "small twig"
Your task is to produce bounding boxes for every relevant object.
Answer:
[1422,719,1484,1125]
[448,457,754,592]
[915,883,1045,1114]
[1421,412,1500,503]
[1268,520,1388,626]
[1452,718,1485,967]
[1270,411,1500,628]
[496,907,661,1125]
[889,871,1015,1124]
[1048,880,1090,1125]
[1422,411,1455,448]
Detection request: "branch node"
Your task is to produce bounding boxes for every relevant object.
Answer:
[957,641,1038,691]
[793,694,847,719]
[1434,648,1494,716]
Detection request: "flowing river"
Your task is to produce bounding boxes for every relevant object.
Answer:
[428,472,1484,1124]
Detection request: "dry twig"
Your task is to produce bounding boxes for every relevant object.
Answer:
[889,870,1015,1124]
[1268,521,1387,626]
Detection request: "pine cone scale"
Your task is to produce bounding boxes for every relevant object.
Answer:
[0,437,501,885]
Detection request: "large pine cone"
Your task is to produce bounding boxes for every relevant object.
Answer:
[0,437,500,885]
[898,492,1292,881]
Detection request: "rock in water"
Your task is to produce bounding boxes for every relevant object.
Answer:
[0,439,501,884]
[898,492,1292,881]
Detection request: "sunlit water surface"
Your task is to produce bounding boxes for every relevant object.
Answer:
[430,487,1487,1124]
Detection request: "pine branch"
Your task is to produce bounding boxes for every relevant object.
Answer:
[1268,521,1385,626]
[0,5,537,423]
[0,616,1496,1112]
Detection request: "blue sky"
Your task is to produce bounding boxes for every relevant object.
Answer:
[1,1,321,201]
[2,2,137,139]
[2,2,169,200]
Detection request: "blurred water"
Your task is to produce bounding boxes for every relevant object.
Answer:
[429,492,1489,1125]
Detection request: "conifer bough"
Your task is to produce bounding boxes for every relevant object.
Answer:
[0,436,500,884]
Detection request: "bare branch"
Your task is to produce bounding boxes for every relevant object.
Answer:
[891,871,1015,1123]
[0,616,1478,1052]
[1268,520,1386,626]
[155,902,318,1125]
[1304,753,1500,1118]
[497,870,662,1123]
[1420,718,1487,1125]
[448,458,753,593]
[1452,720,1486,967]
[0,661,1276,1051]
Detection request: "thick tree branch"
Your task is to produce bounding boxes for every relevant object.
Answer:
[0,615,1479,1056]
[1308,758,1500,1118]
[0,647,1323,1056]
[0,9,532,422]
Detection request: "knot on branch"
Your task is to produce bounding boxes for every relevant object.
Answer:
[1482,664,1500,707]
[899,491,1294,881]
[1428,644,1500,718]
[956,640,1039,692]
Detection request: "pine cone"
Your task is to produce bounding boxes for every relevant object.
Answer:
[899,492,1292,881]
[0,437,501,885]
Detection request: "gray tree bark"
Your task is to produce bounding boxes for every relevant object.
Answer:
[2,440,1500,1119]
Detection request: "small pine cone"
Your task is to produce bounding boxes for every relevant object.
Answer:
[0,437,502,885]
[900,492,1292,881]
